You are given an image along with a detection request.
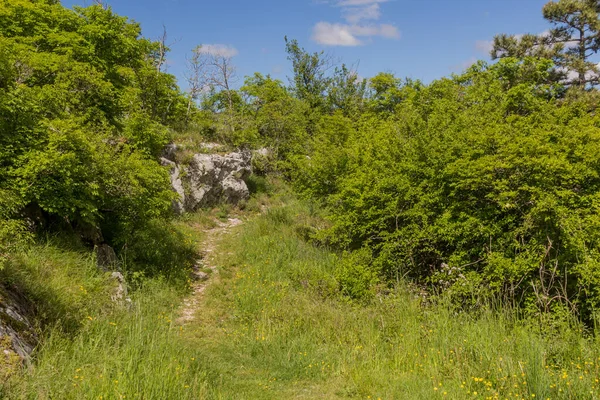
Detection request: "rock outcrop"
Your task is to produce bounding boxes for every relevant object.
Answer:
[162,146,252,214]
[160,157,186,214]
[0,286,36,371]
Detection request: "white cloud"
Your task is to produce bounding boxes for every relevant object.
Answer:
[450,57,478,73]
[312,22,399,46]
[337,0,388,5]
[558,63,600,83]
[378,24,400,39]
[342,3,381,23]
[313,0,399,46]
[312,22,362,46]
[475,40,493,55]
[197,44,238,58]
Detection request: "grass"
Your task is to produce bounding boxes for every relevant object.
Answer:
[3,187,600,399]
[185,198,600,399]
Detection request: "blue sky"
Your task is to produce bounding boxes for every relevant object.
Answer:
[61,0,551,90]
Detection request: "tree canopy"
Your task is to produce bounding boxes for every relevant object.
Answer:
[0,0,187,255]
[492,0,600,87]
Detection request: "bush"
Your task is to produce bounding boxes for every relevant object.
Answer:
[116,219,197,282]
[335,248,379,302]
[293,58,600,321]
[0,1,185,268]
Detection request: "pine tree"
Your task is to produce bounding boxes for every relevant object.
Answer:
[492,0,600,86]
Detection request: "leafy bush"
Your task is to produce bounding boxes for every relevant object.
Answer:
[0,1,187,275]
[117,219,196,282]
[293,58,600,321]
[335,248,379,302]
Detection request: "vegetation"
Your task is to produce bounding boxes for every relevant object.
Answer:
[492,0,600,87]
[6,193,600,399]
[0,0,188,270]
[2,0,600,398]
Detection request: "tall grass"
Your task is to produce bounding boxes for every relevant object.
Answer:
[186,199,600,399]
[2,219,209,399]
[4,194,600,399]
[7,281,211,399]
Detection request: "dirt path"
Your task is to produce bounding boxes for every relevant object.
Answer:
[177,217,243,324]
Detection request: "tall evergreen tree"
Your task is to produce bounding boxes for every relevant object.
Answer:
[492,0,600,86]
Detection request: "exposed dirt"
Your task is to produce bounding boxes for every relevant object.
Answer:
[177,217,243,324]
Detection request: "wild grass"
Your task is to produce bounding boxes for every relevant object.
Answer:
[186,198,600,399]
[6,281,211,399]
[1,219,207,399]
[4,191,600,399]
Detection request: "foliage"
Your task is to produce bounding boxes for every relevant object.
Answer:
[291,57,600,321]
[492,0,600,87]
[0,0,187,264]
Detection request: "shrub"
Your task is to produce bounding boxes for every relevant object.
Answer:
[293,58,600,321]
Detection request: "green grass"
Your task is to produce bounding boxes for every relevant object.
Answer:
[4,191,600,399]
[184,199,600,399]
[1,220,208,399]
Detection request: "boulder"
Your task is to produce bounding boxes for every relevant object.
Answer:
[198,142,224,152]
[162,143,179,162]
[160,157,185,214]
[184,150,251,211]
[94,244,118,270]
[0,287,36,369]
[161,144,252,214]
[110,272,130,304]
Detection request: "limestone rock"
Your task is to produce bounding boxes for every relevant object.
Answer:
[94,244,118,270]
[184,150,252,211]
[198,142,224,152]
[161,144,252,213]
[162,143,179,162]
[160,157,185,214]
[110,272,129,304]
[0,287,36,366]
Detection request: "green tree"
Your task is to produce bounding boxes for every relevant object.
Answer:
[327,64,367,117]
[284,37,332,111]
[241,73,308,158]
[0,0,185,252]
[492,0,600,87]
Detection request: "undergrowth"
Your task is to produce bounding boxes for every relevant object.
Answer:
[189,197,600,399]
[4,188,600,399]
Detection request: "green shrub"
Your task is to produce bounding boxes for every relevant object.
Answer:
[0,1,186,272]
[292,58,600,321]
[117,219,197,283]
[245,174,270,195]
[335,248,379,302]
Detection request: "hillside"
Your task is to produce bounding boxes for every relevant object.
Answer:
[3,1,600,399]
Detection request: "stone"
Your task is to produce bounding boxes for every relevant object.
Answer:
[94,244,118,270]
[161,144,252,213]
[110,272,128,303]
[160,157,185,214]
[184,150,252,211]
[162,143,179,162]
[0,287,36,365]
[253,147,271,158]
[198,142,224,152]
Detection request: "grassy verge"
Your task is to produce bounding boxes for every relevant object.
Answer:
[4,187,600,399]
[185,198,600,399]
[1,215,210,399]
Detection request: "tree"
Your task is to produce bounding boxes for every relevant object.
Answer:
[368,72,403,113]
[327,64,367,117]
[241,73,308,157]
[0,0,184,241]
[284,37,333,110]
[186,45,238,114]
[184,45,208,119]
[492,0,600,87]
